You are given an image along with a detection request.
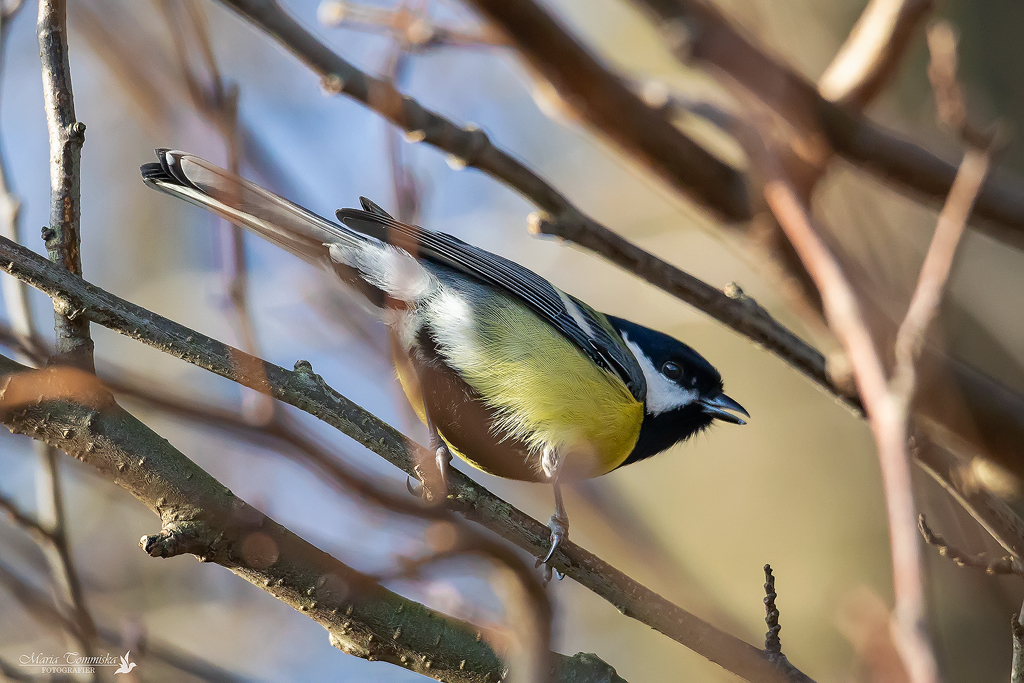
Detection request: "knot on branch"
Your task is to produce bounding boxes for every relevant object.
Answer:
[293,359,334,396]
[141,520,222,561]
[447,123,490,170]
[66,120,86,144]
[553,652,624,683]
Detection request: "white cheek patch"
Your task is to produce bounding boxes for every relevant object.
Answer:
[622,334,698,415]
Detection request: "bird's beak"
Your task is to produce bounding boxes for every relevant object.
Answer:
[699,393,749,425]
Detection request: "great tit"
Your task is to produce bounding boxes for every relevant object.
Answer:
[141,150,748,570]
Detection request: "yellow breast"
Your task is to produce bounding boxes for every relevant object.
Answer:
[399,283,643,480]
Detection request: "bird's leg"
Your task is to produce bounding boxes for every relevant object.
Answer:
[407,415,453,502]
[537,445,568,581]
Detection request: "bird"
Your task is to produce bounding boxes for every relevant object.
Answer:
[141,149,748,573]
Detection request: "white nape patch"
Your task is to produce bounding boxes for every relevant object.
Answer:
[622,332,698,415]
[328,241,434,302]
[556,289,596,340]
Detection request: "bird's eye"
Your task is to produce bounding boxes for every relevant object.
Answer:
[661,361,682,380]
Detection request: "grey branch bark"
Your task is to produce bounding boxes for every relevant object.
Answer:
[0,235,813,683]
[0,353,625,683]
[38,0,93,370]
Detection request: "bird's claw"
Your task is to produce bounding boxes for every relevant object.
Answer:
[535,512,568,582]
[405,444,452,502]
[406,475,424,498]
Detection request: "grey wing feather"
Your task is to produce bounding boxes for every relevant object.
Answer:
[336,206,647,401]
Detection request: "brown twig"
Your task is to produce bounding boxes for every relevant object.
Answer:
[762,565,783,663]
[629,0,1024,240]
[1013,602,1024,683]
[318,0,507,49]
[759,103,991,683]
[461,0,753,221]
[818,0,935,107]
[918,514,1023,576]
[0,234,815,683]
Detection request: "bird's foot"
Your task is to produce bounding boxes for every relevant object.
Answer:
[405,444,453,503]
[535,511,568,583]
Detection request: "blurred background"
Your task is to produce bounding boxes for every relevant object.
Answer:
[0,0,1022,681]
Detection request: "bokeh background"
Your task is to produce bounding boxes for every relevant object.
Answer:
[0,0,1023,681]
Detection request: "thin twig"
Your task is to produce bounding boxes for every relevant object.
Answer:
[761,169,939,683]
[629,0,1024,240]
[0,234,815,683]
[818,0,935,107]
[0,490,50,540]
[318,0,507,49]
[918,514,1023,576]
[1013,602,1024,683]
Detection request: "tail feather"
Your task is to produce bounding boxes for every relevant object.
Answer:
[142,149,359,267]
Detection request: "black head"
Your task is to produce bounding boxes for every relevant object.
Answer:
[608,317,748,467]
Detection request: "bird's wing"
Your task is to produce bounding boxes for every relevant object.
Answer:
[337,204,647,401]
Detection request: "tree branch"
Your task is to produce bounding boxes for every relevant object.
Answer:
[459,0,750,221]
[629,0,1024,242]
[818,0,935,107]
[38,0,93,371]
[0,234,813,683]
[0,355,625,683]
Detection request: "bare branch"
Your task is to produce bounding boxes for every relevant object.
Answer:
[460,0,751,220]
[318,0,508,49]
[0,491,50,540]
[818,0,935,107]
[0,359,619,683]
[1013,603,1024,683]
[38,0,93,371]
[918,514,1023,576]
[200,3,857,424]
[762,170,938,683]
[629,0,1024,243]
[891,147,990,401]
[0,234,815,683]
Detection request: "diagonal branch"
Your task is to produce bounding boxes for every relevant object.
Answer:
[818,0,935,107]
[0,357,623,683]
[0,234,813,683]
[439,0,752,221]
[629,0,1024,241]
